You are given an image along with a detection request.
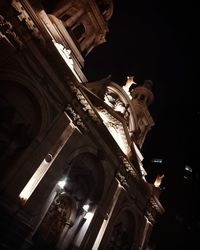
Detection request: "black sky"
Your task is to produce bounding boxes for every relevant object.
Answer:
[84,1,198,249]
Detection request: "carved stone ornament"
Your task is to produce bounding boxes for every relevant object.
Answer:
[65,104,87,134]
[69,82,100,122]
[116,171,128,188]
[0,14,23,47]
[68,82,139,182]
[97,107,129,150]
[118,154,137,177]
[145,197,162,224]
[11,0,44,42]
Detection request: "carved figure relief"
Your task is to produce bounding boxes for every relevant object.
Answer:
[31,193,72,250]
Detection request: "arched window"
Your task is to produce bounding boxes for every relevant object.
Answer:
[139,94,145,102]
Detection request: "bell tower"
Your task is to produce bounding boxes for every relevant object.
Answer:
[41,0,113,58]
[131,80,154,106]
[131,80,155,147]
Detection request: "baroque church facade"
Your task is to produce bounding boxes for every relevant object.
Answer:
[0,1,164,249]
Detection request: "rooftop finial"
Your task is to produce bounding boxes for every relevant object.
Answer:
[154,174,165,188]
[122,76,136,97]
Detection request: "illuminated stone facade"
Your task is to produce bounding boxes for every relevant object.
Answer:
[0,1,164,249]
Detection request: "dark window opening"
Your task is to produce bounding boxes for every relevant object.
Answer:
[72,24,85,41]
[139,94,145,101]
[61,14,71,22]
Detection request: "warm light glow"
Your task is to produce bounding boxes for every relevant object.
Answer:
[133,142,147,177]
[92,182,122,250]
[53,41,81,82]
[19,159,51,203]
[84,211,93,220]
[133,142,144,162]
[122,75,136,98]
[57,179,67,189]
[19,123,75,204]
[109,126,128,154]
[154,174,164,187]
[83,204,90,212]
[140,216,151,249]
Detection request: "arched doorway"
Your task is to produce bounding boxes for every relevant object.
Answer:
[31,152,105,250]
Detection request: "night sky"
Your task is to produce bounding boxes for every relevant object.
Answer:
[83,1,198,249]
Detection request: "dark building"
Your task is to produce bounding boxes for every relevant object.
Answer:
[0,1,164,249]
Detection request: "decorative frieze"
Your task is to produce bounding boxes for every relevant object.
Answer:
[118,154,137,177]
[145,197,164,224]
[11,0,43,42]
[65,104,87,134]
[69,82,100,123]
[116,171,128,188]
